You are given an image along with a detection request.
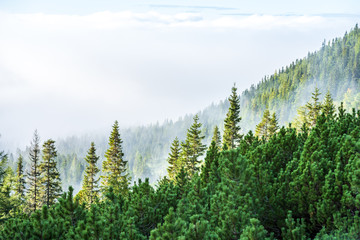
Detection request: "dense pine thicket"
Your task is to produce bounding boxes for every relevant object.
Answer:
[0,90,360,239]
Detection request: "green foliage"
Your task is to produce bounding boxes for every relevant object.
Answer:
[255,109,279,140]
[40,139,62,207]
[223,83,242,149]
[15,154,26,200]
[179,115,206,177]
[200,141,219,185]
[167,137,181,180]
[322,91,335,118]
[240,218,272,240]
[101,120,130,196]
[211,126,222,149]
[79,142,100,206]
[26,130,42,212]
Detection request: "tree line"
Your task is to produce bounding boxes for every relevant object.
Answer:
[0,83,359,239]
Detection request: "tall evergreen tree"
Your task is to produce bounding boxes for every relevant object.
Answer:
[180,115,206,177]
[0,151,7,184]
[306,87,322,127]
[27,130,41,212]
[322,91,335,118]
[201,141,219,184]
[15,154,26,199]
[255,109,271,140]
[167,137,181,180]
[101,121,130,196]
[223,84,242,149]
[268,112,279,137]
[211,126,222,150]
[293,105,310,131]
[81,142,100,206]
[40,139,62,207]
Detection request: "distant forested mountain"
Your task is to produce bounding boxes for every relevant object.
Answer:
[8,24,360,192]
[240,24,360,129]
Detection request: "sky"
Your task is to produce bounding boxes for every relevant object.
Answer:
[0,0,359,150]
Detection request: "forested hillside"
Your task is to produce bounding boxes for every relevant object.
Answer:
[240,24,360,129]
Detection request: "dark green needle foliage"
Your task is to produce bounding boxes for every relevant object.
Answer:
[255,108,279,140]
[223,83,242,149]
[167,137,181,180]
[15,154,26,200]
[180,115,206,177]
[79,142,100,206]
[101,120,130,196]
[211,126,222,150]
[40,139,62,208]
[26,130,42,212]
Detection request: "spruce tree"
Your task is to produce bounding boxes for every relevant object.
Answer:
[293,105,310,131]
[255,109,271,140]
[101,121,130,196]
[0,151,7,184]
[15,154,26,199]
[223,84,242,149]
[268,112,279,137]
[322,91,335,118]
[306,87,322,127]
[40,139,62,207]
[211,126,222,150]
[180,115,206,177]
[201,141,219,184]
[27,130,41,212]
[167,137,181,180]
[81,142,100,206]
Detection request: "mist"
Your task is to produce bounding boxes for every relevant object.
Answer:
[0,9,358,152]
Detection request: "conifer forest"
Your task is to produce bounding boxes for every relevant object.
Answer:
[1,11,360,240]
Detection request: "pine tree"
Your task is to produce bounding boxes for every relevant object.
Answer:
[101,121,130,196]
[306,87,322,127]
[268,112,279,137]
[15,154,26,199]
[0,151,7,184]
[27,130,42,212]
[167,137,181,180]
[255,109,271,140]
[81,142,100,206]
[293,105,310,131]
[40,139,62,207]
[200,141,219,184]
[322,91,335,118]
[211,126,222,150]
[180,115,206,177]
[223,84,242,149]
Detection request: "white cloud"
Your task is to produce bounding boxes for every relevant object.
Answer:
[0,11,331,30]
[0,9,356,150]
